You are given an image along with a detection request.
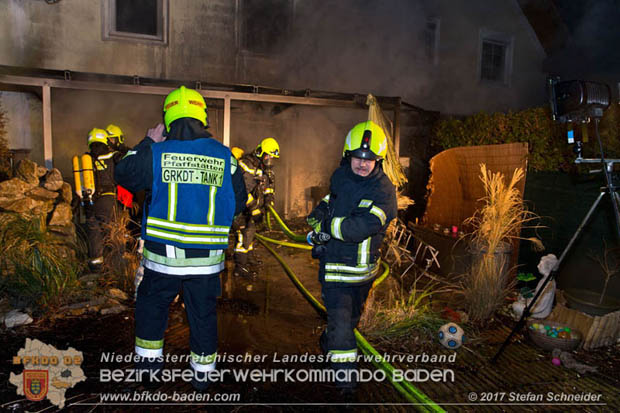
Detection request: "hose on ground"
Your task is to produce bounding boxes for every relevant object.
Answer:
[255,216,444,412]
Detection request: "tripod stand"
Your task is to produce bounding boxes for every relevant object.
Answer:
[491,118,620,363]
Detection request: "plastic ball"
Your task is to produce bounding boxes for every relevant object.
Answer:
[544,325,551,330]
[552,357,561,366]
[565,327,571,332]
[437,322,465,349]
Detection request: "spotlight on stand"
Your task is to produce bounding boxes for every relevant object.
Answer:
[548,77,611,123]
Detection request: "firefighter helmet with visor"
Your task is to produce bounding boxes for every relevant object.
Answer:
[163,86,208,132]
[87,128,109,149]
[105,124,124,145]
[342,121,387,160]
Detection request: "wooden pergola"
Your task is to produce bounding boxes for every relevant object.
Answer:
[0,65,401,169]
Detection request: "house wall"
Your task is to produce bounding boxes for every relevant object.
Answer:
[0,0,546,217]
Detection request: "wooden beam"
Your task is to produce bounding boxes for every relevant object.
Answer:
[223,95,231,147]
[42,83,53,169]
[0,74,362,108]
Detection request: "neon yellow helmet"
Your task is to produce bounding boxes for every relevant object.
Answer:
[231,147,245,160]
[255,137,280,158]
[87,128,109,149]
[163,86,208,132]
[343,121,387,160]
[105,124,124,144]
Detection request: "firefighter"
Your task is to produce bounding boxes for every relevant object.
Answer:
[85,127,124,271]
[307,121,397,393]
[105,123,130,156]
[233,137,280,278]
[114,86,247,391]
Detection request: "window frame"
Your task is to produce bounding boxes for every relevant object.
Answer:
[424,17,441,65]
[477,28,514,86]
[102,0,169,45]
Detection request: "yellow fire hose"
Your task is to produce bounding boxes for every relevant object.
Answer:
[256,208,444,411]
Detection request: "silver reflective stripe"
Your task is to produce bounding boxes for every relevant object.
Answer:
[331,217,345,240]
[144,258,225,275]
[322,194,330,202]
[208,186,217,225]
[358,237,370,265]
[190,359,216,372]
[98,152,116,160]
[166,245,176,258]
[135,346,163,358]
[231,156,237,174]
[324,273,375,282]
[370,205,387,226]
[358,199,373,207]
[329,349,357,362]
[168,183,177,222]
[147,217,229,233]
[325,263,374,273]
[145,228,228,244]
[143,248,224,267]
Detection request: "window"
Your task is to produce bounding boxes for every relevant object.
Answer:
[480,40,506,81]
[478,29,513,85]
[103,0,168,44]
[240,0,293,55]
[424,17,440,64]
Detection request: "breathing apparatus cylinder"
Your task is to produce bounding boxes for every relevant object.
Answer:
[72,155,83,202]
[81,154,95,205]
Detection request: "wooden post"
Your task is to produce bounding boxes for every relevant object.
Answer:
[223,95,231,147]
[42,83,53,169]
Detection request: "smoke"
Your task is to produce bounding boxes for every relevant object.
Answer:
[551,0,620,79]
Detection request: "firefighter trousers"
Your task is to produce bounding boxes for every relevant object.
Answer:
[85,195,116,262]
[321,282,373,387]
[135,268,221,373]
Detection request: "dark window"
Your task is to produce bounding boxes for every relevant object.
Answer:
[480,40,506,82]
[242,0,291,55]
[115,0,158,36]
[424,18,439,62]
[103,0,167,44]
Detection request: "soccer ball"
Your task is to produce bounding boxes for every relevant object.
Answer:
[438,322,465,349]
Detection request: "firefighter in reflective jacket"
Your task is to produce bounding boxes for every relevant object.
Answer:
[114,86,247,391]
[307,121,397,392]
[85,127,123,270]
[233,137,280,278]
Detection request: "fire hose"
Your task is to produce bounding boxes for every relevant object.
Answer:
[256,206,444,411]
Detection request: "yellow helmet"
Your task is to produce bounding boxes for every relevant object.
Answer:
[343,121,387,160]
[255,137,280,158]
[231,146,245,160]
[87,128,109,149]
[163,86,208,132]
[105,124,124,144]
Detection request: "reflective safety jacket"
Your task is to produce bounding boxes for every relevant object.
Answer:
[144,138,235,250]
[114,120,247,277]
[307,160,397,287]
[238,153,274,212]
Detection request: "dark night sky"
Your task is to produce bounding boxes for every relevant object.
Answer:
[549,0,620,79]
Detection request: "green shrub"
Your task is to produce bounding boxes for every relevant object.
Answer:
[0,214,86,311]
[434,104,620,171]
